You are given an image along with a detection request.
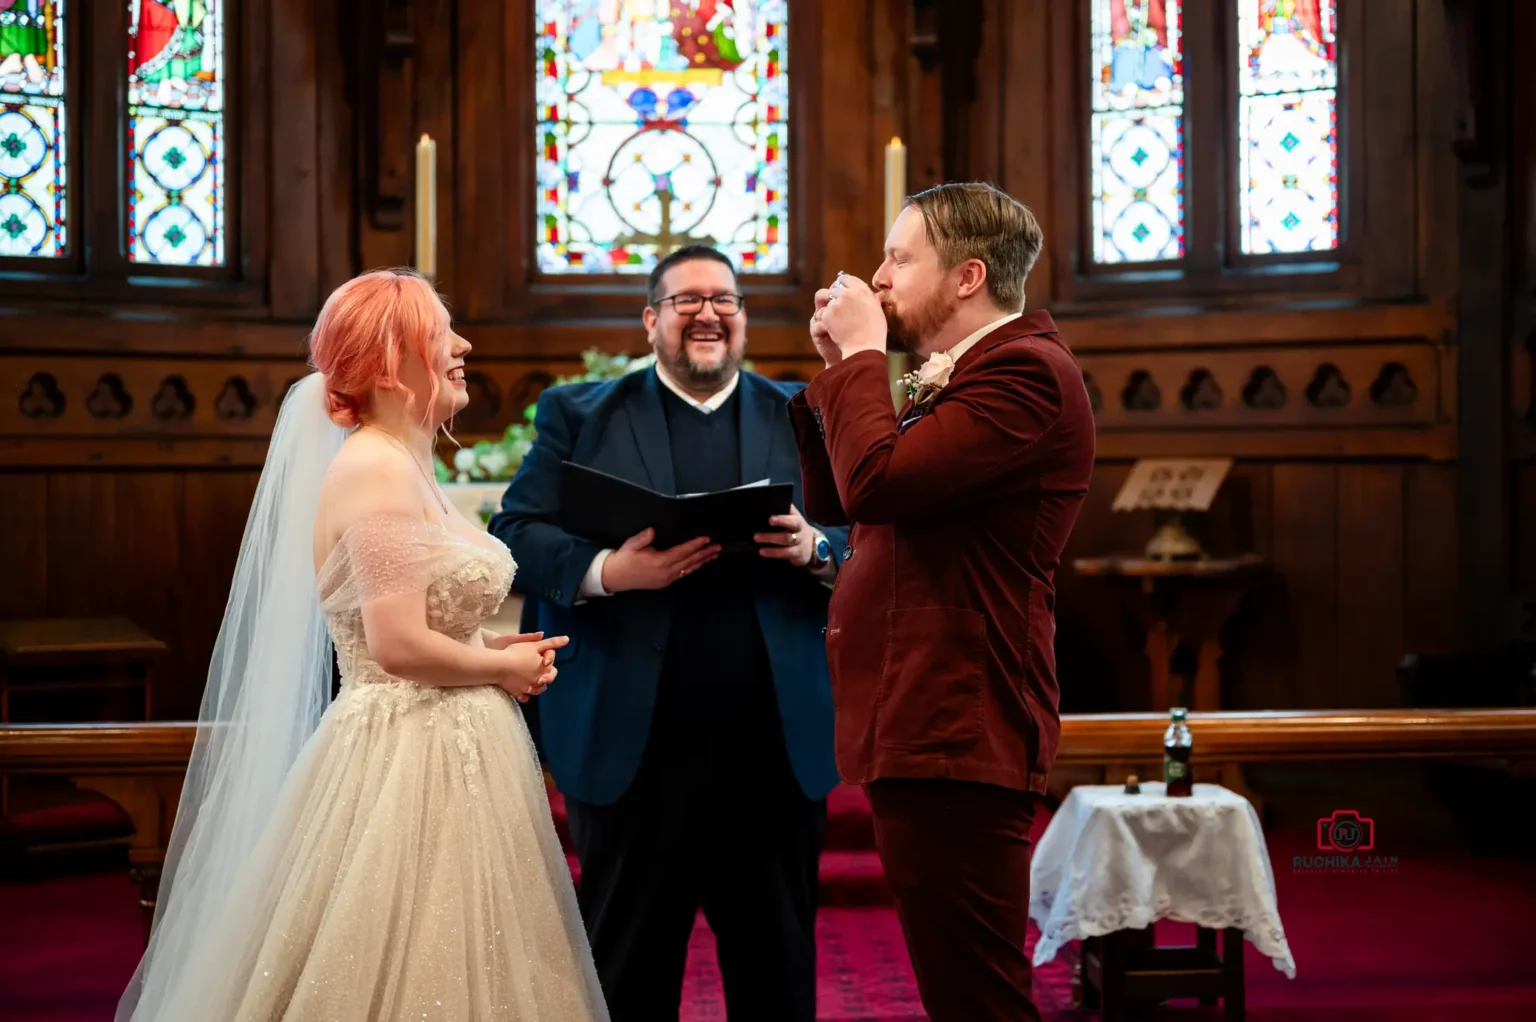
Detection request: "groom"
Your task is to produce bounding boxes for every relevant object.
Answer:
[789,183,1095,1021]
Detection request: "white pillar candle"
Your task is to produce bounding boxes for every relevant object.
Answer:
[415,134,437,280]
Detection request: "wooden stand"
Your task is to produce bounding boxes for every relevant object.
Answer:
[0,617,164,724]
[1072,556,1264,809]
[1080,925,1245,1021]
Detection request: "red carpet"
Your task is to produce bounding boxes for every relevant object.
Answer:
[5,785,1536,1020]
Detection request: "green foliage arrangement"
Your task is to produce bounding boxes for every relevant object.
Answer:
[434,348,658,483]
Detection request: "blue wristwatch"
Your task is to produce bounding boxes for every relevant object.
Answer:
[809,533,832,571]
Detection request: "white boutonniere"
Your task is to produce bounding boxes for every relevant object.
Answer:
[901,351,957,403]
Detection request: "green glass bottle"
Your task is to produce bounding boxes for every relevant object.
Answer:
[1163,707,1193,797]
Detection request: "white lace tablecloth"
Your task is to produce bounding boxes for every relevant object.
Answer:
[1029,781,1296,977]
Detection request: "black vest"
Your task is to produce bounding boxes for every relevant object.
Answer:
[655,386,774,725]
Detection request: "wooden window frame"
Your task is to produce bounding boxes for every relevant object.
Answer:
[0,2,264,309]
[1047,0,1414,313]
[484,0,825,325]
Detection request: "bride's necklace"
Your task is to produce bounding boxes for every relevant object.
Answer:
[363,424,449,515]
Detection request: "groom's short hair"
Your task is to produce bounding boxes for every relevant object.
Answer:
[906,183,1043,312]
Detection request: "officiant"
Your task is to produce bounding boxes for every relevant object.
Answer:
[489,244,846,1022]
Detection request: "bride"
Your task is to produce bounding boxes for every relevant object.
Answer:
[117,269,609,1020]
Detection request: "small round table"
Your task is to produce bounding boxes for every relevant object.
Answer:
[1029,782,1295,1021]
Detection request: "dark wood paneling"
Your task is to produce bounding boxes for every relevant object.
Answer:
[457,0,508,319]
[818,0,878,287]
[173,472,261,719]
[83,3,127,281]
[0,475,48,618]
[112,474,184,660]
[1360,0,1419,297]
[996,0,1055,306]
[42,475,117,621]
[314,0,356,298]
[1336,465,1406,707]
[268,0,323,317]
[1515,466,1536,599]
[241,0,273,291]
[1403,463,1462,655]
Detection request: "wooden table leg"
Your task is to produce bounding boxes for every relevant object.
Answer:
[1223,927,1246,1021]
[1198,927,1219,1005]
[129,860,162,945]
[1100,931,1127,1021]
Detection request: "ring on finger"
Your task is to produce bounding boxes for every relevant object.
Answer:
[788,532,799,544]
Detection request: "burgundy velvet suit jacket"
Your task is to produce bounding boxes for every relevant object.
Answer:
[788,311,1095,794]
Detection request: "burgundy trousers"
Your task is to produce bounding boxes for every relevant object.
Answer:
[866,777,1042,1022]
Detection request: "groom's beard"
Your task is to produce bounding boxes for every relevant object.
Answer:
[884,291,956,356]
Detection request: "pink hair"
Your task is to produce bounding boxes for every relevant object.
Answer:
[307,269,450,428]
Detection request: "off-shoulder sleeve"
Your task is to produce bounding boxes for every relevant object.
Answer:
[318,513,473,610]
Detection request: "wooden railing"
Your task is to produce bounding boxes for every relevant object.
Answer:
[4,709,1535,940]
[6,709,1536,772]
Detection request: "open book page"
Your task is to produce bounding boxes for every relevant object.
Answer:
[679,478,771,499]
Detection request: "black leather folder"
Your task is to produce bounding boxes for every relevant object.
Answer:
[557,461,793,553]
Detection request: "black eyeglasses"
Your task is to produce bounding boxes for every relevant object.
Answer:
[654,292,745,316]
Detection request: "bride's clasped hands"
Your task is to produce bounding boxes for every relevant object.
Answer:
[484,629,567,702]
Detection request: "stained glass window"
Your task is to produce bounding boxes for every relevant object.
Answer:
[0,1,67,258]
[1090,0,1183,264]
[1238,0,1338,254]
[127,0,225,266]
[535,0,789,275]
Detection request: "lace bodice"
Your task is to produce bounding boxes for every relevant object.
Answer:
[316,514,515,689]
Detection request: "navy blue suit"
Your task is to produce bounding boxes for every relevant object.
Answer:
[488,366,845,1021]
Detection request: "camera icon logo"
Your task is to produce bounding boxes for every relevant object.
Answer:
[1317,809,1375,852]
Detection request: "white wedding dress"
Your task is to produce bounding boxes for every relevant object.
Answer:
[131,512,607,1020]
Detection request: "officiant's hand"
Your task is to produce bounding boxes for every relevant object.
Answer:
[816,273,887,359]
[601,528,721,592]
[755,505,814,568]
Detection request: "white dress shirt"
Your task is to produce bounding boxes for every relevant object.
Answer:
[936,311,1023,366]
[578,366,835,598]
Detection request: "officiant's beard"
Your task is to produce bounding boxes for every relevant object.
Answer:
[883,290,956,357]
[657,327,745,391]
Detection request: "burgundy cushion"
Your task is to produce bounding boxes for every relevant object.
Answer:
[2,795,134,846]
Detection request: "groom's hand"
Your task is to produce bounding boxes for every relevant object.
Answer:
[601,528,721,592]
[818,273,887,359]
[810,288,841,367]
